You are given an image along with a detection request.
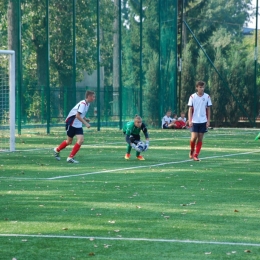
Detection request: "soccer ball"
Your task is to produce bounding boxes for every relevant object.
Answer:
[137,141,145,152]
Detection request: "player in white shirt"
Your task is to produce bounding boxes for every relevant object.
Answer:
[178,112,187,123]
[162,111,176,129]
[188,81,212,161]
[177,112,189,129]
[53,90,96,163]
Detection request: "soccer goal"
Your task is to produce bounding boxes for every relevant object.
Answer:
[0,50,15,152]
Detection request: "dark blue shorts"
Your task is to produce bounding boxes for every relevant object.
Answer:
[124,133,140,145]
[190,122,207,133]
[129,134,140,144]
[66,124,83,138]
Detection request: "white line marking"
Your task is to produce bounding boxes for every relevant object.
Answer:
[0,234,259,247]
[0,151,257,181]
[47,151,258,180]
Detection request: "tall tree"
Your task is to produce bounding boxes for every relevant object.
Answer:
[196,49,209,86]
[226,49,245,125]
[0,0,8,49]
[209,48,228,126]
[112,0,120,115]
[180,43,195,114]
[7,0,19,82]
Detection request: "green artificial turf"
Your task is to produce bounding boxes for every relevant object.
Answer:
[0,128,260,259]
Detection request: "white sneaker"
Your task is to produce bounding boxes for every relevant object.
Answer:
[54,148,60,161]
[67,157,79,164]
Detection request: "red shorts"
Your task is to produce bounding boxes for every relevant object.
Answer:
[174,121,186,129]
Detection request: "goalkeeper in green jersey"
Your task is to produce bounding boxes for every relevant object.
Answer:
[123,115,150,160]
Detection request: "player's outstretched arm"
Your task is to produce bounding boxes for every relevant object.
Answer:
[131,142,141,152]
[125,134,141,152]
[76,112,90,128]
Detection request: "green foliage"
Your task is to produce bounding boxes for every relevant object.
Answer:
[196,49,209,87]
[1,0,259,126]
[182,0,257,125]
[0,0,8,49]
[121,11,141,88]
[209,49,228,126]
[180,43,195,114]
[144,1,177,123]
[226,50,245,125]
[243,57,256,118]
[242,32,260,119]
[145,52,160,126]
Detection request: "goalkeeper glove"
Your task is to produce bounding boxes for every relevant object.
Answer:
[131,143,141,152]
[143,141,149,152]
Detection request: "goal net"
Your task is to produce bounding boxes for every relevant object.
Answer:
[0,50,15,152]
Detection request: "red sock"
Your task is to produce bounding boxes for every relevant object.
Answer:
[190,140,195,152]
[195,141,202,156]
[69,143,81,158]
[57,140,68,152]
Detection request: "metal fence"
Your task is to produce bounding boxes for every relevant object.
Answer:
[0,0,259,133]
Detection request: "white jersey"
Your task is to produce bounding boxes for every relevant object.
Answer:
[65,99,90,128]
[188,93,212,123]
[161,116,174,128]
[178,116,186,123]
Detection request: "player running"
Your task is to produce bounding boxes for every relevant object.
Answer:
[188,81,212,161]
[53,90,95,163]
[123,115,150,160]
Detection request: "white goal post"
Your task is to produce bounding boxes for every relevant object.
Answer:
[0,50,15,152]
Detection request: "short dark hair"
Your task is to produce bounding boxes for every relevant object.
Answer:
[85,90,95,98]
[196,81,205,88]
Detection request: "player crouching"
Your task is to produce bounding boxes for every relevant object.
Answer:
[123,115,149,160]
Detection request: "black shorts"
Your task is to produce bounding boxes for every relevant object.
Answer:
[190,122,207,133]
[129,134,141,144]
[123,133,140,145]
[66,124,83,138]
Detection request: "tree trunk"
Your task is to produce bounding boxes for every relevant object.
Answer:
[7,0,18,82]
[112,0,120,117]
[35,44,47,88]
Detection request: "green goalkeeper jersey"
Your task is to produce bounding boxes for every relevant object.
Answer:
[123,121,149,138]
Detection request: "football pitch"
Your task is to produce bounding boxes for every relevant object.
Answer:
[0,128,260,260]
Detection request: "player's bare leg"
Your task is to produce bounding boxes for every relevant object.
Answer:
[168,123,176,129]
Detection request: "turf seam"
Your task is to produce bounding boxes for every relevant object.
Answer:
[0,234,259,247]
